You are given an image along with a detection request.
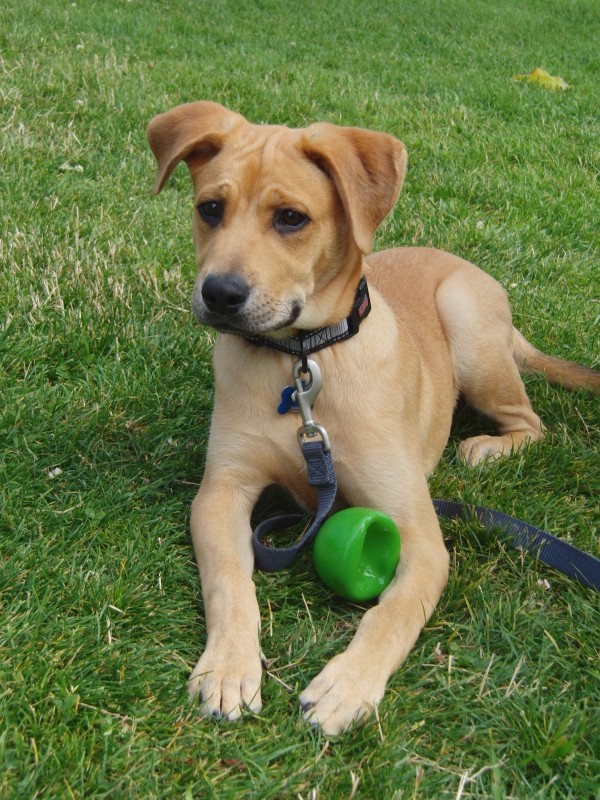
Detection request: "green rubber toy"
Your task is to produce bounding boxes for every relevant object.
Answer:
[313,508,401,601]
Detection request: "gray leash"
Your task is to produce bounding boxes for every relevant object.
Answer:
[433,499,600,592]
[253,359,337,571]
[253,440,337,571]
[251,358,600,592]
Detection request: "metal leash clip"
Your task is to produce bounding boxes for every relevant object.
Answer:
[293,358,331,451]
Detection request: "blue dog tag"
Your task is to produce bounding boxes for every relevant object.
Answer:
[277,385,299,414]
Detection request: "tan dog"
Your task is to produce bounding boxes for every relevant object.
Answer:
[147,101,599,735]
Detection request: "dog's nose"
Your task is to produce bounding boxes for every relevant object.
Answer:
[201,274,250,316]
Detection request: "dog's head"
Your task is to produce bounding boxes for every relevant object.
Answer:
[147,101,407,336]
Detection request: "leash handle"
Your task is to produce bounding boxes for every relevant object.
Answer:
[433,499,600,592]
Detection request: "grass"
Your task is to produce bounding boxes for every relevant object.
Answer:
[1,0,599,797]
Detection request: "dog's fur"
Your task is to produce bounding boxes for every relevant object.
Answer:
[147,101,599,735]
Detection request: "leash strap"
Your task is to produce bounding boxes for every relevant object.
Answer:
[250,354,599,591]
[433,499,600,592]
[252,440,337,571]
[252,487,600,591]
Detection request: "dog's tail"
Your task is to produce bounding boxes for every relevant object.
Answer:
[513,328,600,393]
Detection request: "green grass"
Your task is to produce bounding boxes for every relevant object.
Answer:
[1,0,599,797]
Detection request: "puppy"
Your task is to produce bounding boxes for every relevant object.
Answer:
[147,101,599,735]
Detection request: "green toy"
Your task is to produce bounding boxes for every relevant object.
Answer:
[313,508,401,601]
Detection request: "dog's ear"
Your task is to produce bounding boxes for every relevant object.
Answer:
[302,124,407,253]
[147,101,244,195]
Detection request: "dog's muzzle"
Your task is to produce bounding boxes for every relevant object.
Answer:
[192,272,304,335]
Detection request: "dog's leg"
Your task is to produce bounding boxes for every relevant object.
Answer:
[299,474,449,735]
[437,269,544,465]
[187,472,265,720]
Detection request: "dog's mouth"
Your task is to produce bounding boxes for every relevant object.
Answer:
[195,300,304,337]
[208,311,302,337]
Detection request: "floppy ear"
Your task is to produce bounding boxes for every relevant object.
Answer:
[301,123,407,253]
[146,101,244,194]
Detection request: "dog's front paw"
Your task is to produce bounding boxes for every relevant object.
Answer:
[298,652,386,735]
[188,645,263,721]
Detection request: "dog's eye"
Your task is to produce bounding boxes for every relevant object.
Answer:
[197,200,224,226]
[274,208,309,233]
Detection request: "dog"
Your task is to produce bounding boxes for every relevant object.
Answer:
[147,101,599,735]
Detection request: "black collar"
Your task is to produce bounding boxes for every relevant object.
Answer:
[244,278,371,358]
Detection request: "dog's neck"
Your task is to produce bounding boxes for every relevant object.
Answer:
[244,277,371,358]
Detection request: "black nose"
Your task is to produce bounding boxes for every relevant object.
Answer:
[201,274,250,316]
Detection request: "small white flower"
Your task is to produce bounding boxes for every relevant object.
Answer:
[537,578,551,590]
[59,162,83,173]
[475,220,484,230]
[48,467,63,479]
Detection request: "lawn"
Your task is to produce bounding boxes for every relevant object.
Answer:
[1,0,599,797]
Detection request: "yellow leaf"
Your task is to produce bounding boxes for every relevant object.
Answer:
[512,68,570,91]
